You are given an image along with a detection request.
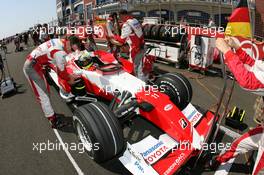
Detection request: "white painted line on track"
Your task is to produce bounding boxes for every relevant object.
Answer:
[53,129,84,175]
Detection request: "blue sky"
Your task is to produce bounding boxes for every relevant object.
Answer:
[0,0,57,39]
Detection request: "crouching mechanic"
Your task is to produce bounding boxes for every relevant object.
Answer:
[109,10,146,81]
[23,36,81,128]
[209,37,264,175]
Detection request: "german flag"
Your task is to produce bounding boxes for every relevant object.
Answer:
[225,0,252,38]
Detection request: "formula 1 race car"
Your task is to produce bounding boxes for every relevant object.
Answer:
[46,49,217,175]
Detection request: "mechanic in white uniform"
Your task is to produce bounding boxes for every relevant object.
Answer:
[109,10,146,81]
[23,36,81,128]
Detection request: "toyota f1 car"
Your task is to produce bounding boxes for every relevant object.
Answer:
[46,49,217,175]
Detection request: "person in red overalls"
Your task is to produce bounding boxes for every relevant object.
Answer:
[209,37,264,175]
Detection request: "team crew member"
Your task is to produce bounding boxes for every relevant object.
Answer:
[211,126,264,175]
[109,10,146,81]
[23,36,81,128]
[106,12,119,54]
[209,37,264,175]
[86,20,97,51]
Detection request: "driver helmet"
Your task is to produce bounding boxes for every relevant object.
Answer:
[78,51,93,69]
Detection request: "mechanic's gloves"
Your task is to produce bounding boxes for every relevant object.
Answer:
[204,157,221,171]
[209,158,221,170]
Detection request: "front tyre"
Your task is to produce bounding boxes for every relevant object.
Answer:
[155,73,193,110]
[73,102,124,163]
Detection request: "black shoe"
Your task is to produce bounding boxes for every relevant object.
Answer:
[50,117,68,129]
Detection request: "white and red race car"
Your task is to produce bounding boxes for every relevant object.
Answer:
[46,49,217,175]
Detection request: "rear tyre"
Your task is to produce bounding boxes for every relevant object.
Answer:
[155,73,193,110]
[73,102,124,163]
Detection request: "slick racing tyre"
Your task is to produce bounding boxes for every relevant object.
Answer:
[73,102,124,163]
[155,73,193,110]
[159,25,172,42]
[150,25,162,40]
[143,24,154,39]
